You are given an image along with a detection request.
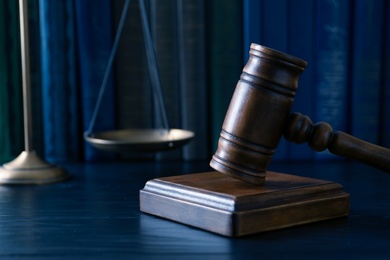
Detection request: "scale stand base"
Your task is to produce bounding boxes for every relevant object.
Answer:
[140,171,350,237]
[0,151,69,185]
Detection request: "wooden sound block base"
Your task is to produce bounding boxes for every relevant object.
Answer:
[140,171,350,237]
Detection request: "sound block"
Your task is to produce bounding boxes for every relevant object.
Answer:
[140,171,349,237]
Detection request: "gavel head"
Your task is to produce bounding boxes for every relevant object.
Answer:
[210,44,308,185]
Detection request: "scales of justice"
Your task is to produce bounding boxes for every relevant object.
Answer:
[0,0,194,184]
[3,0,389,237]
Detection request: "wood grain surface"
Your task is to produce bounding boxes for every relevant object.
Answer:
[0,161,389,258]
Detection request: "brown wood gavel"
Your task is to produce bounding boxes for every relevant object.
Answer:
[210,43,390,185]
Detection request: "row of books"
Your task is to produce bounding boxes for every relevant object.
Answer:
[0,0,389,164]
[244,0,390,161]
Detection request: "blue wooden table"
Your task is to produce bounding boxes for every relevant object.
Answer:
[0,160,389,259]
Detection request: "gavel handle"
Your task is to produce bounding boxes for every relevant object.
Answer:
[284,112,390,173]
[329,132,390,172]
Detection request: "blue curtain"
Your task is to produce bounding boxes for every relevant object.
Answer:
[38,0,116,162]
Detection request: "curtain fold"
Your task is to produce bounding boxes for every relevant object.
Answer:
[0,0,24,163]
[39,0,80,162]
[74,0,116,162]
[39,0,115,162]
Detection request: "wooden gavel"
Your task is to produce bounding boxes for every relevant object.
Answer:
[210,43,390,185]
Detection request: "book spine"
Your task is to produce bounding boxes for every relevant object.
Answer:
[287,0,315,160]
[113,0,151,131]
[243,0,262,62]
[381,1,390,148]
[112,0,154,160]
[178,0,209,161]
[28,0,44,156]
[75,0,116,161]
[261,0,289,161]
[350,0,385,145]
[208,0,243,154]
[314,0,352,160]
[150,0,182,160]
[39,0,80,163]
